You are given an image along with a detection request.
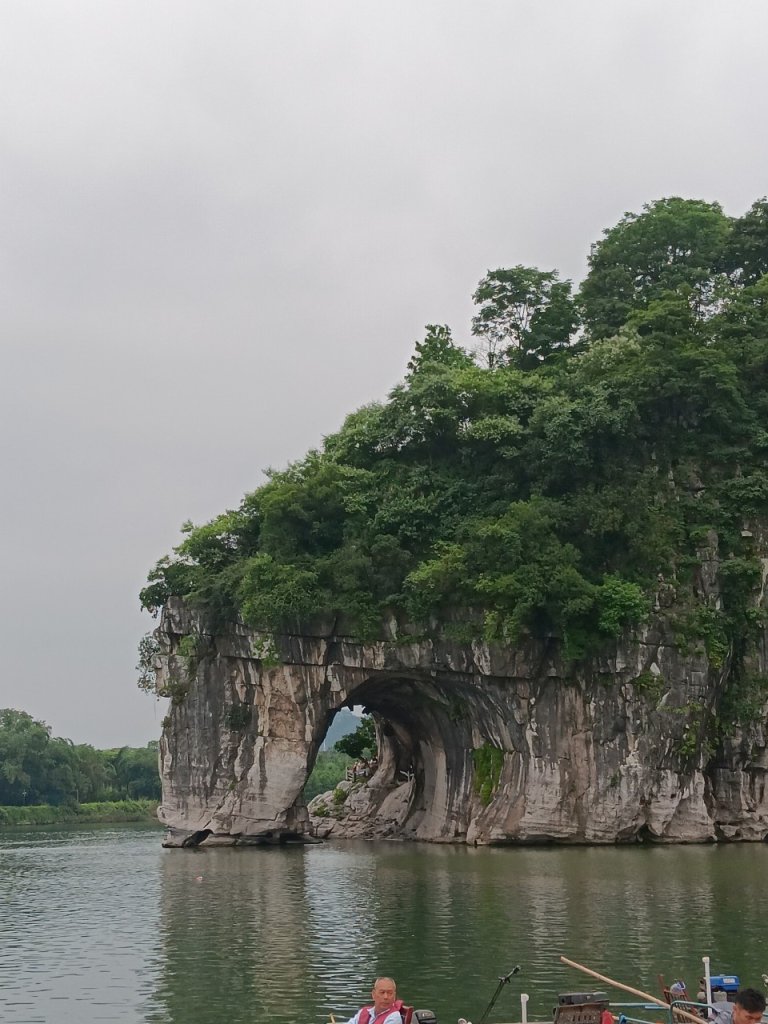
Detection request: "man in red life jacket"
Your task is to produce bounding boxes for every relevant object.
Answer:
[346,977,403,1024]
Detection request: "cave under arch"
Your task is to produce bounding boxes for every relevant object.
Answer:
[310,671,482,843]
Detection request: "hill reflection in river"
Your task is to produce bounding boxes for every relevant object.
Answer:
[0,826,766,1024]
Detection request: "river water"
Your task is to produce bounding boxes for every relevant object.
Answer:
[0,824,765,1024]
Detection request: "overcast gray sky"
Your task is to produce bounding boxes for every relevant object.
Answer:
[2,1,767,748]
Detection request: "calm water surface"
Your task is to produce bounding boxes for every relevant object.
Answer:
[0,824,766,1024]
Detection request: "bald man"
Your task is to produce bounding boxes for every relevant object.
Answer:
[346,977,402,1024]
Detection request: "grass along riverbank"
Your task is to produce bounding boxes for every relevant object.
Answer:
[0,799,159,827]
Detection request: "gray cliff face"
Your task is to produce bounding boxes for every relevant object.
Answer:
[153,598,768,847]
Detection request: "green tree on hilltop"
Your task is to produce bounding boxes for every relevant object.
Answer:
[139,194,768,672]
[720,197,768,286]
[472,266,579,369]
[578,197,731,339]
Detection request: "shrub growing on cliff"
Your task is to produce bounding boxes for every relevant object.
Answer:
[473,743,504,806]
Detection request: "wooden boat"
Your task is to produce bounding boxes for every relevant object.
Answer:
[457,957,767,1024]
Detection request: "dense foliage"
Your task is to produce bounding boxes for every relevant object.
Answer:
[141,197,768,668]
[0,709,161,807]
[333,715,377,760]
[302,750,352,802]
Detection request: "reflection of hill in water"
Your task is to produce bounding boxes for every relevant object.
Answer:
[149,842,409,1024]
[151,848,313,1023]
[4,826,768,1024]
[146,841,767,1024]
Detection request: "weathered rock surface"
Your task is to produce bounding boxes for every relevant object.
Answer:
[153,598,768,847]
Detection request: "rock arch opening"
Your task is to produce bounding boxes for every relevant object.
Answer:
[307,673,478,841]
[154,601,511,847]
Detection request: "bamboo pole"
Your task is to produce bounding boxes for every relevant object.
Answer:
[559,956,703,1024]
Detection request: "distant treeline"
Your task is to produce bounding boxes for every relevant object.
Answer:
[0,708,161,808]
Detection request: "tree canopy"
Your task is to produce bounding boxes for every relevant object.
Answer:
[334,716,377,760]
[579,197,732,339]
[140,195,768,674]
[472,266,579,368]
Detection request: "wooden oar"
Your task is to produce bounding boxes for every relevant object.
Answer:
[559,956,703,1024]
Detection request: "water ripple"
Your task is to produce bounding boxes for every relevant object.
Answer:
[1,828,767,1024]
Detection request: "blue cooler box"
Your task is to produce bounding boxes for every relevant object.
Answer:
[710,976,740,993]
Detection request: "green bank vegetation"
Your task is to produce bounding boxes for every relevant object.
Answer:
[0,799,158,827]
[140,196,768,724]
[0,709,160,823]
